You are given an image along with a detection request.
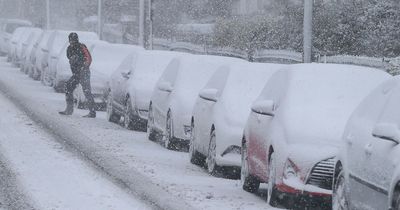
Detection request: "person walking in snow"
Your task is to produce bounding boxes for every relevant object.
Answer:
[59,32,96,118]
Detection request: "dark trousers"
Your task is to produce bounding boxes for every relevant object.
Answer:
[65,69,95,112]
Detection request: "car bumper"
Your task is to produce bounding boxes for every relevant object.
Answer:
[275,183,332,209]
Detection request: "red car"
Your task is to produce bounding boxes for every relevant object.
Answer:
[241,64,391,208]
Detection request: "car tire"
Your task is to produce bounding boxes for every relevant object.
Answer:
[392,185,400,210]
[207,130,220,176]
[332,169,349,210]
[164,111,175,150]
[189,120,205,166]
[106,92,120,123]
[267,152,278,207]
[241,139,260,193]
[123,97,134,130]
[147,104,157,141]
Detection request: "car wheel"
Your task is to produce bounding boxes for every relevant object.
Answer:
[333,170,349,210]
[241,138,260,193]
[164,111,175,150]
[189,120,205,166]
[123,97,134,130]
[267,152,278,207]
[207,130,220,175]
[146,104,157,141]
[392,185,400,210]
[106,92,120,123]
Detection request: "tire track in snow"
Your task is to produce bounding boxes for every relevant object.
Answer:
[0,60,195,210]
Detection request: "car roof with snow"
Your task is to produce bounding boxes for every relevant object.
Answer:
[261,63,391,145]
[2,19,32,34]
[170,54,243,91]
[49,30,99,56]
[91,43,143,77]
[215,63,286,126]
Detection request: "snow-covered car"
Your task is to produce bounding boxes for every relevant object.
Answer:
[332,76,400,210]
[147,55,244,150]
[31,30,53,80]
[16,28,42,68]
[7,27,31,64]
[190,63,284,175]
[74,43,143,109]
[20,28,43,73]
[53,40,108,93]
[107,50,187,130]
[241,64,391,208]
[42,31,99,86]
[0,19,32,55]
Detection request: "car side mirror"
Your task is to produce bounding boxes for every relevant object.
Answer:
[121,72,130,79]
[251,100,275,116]
[158,81,173,93]
[199,88,219,102]
[372,123,400,144]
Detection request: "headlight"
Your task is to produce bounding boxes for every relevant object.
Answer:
[283,159,300,179]
[183,125,192,136]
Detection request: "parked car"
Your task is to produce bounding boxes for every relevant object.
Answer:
[20,28,43,73]
[31,30,53,80]
[241,64,390,208]
[147,55,244,150]
[53,40,107,93]
[74,43,143,109]
[42,30,99,86]
[332,76,400,210]
[190,63,284,175]
[0,19,32,55]
[16,28,42,68]
[107,50,187,130]
[7,27,31,63]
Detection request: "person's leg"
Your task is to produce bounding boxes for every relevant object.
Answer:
[59,74,79,115]
[80,69,96,118]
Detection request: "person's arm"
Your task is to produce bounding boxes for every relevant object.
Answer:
[66,45,72,60]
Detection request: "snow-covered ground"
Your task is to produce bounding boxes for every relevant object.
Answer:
[0,92,149,210]
[0,57,280,209]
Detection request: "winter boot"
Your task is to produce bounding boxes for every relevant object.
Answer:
[82,111,96,118]
[59,102,73,115]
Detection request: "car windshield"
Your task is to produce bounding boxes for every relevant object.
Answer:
[282,66,388,145]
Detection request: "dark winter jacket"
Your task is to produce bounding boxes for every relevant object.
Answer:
[67,43,90,74]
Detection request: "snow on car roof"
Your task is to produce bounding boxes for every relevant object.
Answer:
[91,43,143,76]
[173,54,244,90]
[159,54,243,108]
[272,63,391,145]
[218,63,285,127]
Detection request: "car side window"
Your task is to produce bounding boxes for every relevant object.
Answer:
[377,84,400,128]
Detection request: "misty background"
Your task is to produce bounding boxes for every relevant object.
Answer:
[1,0,399,59]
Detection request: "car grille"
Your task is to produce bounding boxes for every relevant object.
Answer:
[306,158,335,190]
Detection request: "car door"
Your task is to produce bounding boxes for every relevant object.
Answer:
[152,59,179,132]
[346,81,396,209]
[247,70,287,182]
[361,85,400,209]
[112,54,135,109]
[196,68,229,154]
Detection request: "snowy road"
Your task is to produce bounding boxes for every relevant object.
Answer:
[0,57,279,210]
[0,83,150,209]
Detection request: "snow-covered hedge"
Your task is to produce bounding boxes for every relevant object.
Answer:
[153,38,302,63]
